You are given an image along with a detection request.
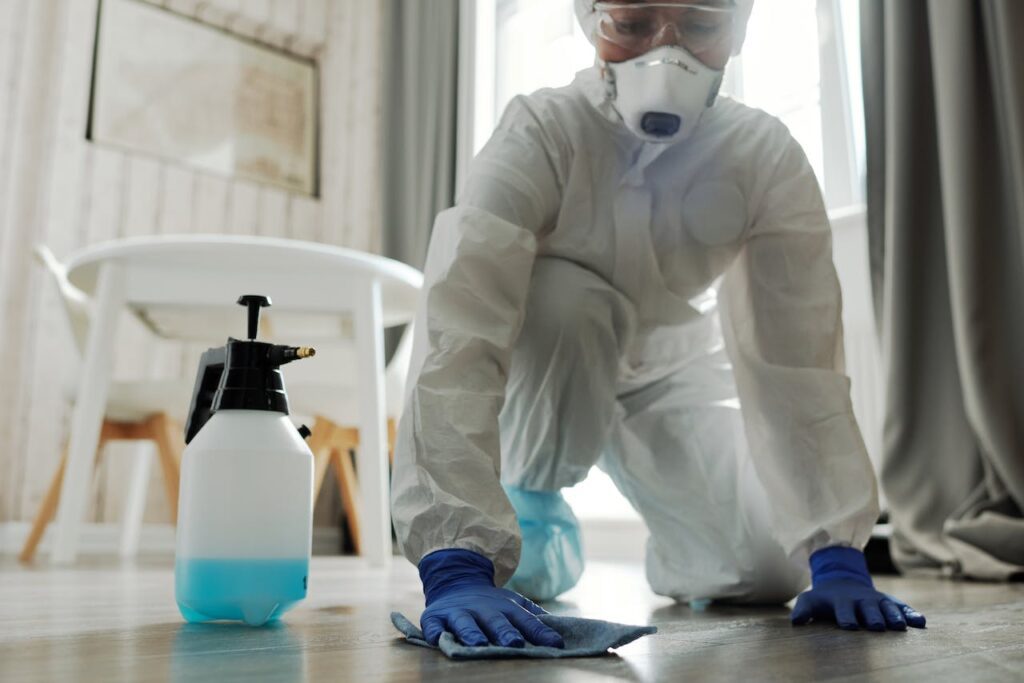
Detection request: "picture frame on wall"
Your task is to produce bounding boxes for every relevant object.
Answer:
[88,0,319,196]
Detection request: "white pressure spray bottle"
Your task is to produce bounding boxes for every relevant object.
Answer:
[175,294,316,626]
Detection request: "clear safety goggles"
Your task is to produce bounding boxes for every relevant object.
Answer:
[594,1,736,57]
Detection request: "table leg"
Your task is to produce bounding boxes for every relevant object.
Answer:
[119,442,154,559]
[51,264,125,564]
[353,277,390,567]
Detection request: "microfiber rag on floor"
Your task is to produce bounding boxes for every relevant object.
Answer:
[390,612,656,660]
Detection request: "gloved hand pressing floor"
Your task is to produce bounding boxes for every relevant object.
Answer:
[418,549,565,648]
[791,546,926,631]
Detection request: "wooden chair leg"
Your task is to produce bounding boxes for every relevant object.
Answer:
[19,452,69,564]
[147,413,182,525]
[19,419,123,564]
[97,419,125,459]
[332,428,362,555]
[92,420,128,517]
[309,417,337,502]
[307,417,395,557]
[387,418,397,467]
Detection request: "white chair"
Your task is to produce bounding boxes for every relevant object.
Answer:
[35,237,421,565]
[20,246,189,563]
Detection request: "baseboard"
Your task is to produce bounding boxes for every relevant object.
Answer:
[0,522,343,558]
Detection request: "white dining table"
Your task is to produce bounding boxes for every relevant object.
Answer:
[52,235,423,567]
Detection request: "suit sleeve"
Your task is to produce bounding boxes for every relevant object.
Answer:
[391,97,565,585]
[720,130,880,563]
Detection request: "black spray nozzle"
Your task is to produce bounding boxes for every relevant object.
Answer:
[184,294,317,444]
[270,345,316,366]
[238,294,272,340]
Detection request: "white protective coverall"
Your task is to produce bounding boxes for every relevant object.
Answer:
[391,0,879,604]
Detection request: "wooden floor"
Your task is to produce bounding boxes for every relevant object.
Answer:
[1,556,1022,682]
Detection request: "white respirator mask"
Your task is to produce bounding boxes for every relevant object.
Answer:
[603,45,724,144]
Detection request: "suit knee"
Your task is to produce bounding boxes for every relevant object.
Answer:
[519,258,632,358]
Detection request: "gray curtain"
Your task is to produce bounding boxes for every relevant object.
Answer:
[861,0,1024,580]
[380,0,460,268]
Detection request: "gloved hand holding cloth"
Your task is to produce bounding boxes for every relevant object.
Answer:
[393,549,657,660]
[417,549,565,648]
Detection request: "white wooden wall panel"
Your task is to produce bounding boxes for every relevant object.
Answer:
[123,156,161,238]
[299,0,328,56]
[352,0,383,254]
[0,2,25,269]
[289,195,322,243]
[267,0,300,49]
[231,0,270,40]
[0,0,383,527]
[257,186,290,237]
[225,179,260,235]
[172,0,207,17]
[158,163,195,235]
[3,1,66,520]
[41,0,97,262]
[326,0,383,252]
[193,173,230,234]
[323,1,360,248]
[85,147,126,244]
[0,0,21,511]
[163,0,200,17]
[0,2,29,346]
[195,0,240,28]
[6,0,97,522]
[0,5,37,521]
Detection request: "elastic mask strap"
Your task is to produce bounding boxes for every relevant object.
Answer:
[706,72,723,107]
[601,60,617,101]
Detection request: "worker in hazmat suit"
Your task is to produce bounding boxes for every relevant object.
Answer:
[391,0,927,649]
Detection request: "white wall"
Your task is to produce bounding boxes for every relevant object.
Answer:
[0,0,384,527]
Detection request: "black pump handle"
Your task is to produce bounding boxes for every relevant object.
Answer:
[237,295,271,340]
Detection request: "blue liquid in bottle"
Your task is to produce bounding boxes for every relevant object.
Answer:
[175,557,308,626]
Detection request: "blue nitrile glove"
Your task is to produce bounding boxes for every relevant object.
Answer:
[791,546,926,631]
[418,549,566,648]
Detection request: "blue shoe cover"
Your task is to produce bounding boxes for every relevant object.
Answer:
[502,485,584,601]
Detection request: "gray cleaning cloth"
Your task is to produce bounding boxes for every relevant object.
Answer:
[391,611,656,660]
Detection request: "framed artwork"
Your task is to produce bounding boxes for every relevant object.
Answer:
[89,0,319,196]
